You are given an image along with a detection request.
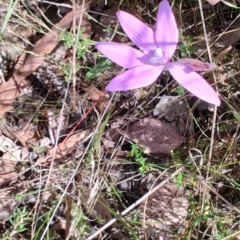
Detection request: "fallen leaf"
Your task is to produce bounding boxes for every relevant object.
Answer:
[0,135,29,161]
[0,190,16,224]
[123,118,185,154]
[0,159,18,186]
[51,219,66,231]
[0,123,42,147]
[81,83,111,112]
[36,130,89,165]
[81,83,105,101]
[52,130,89,159]
[215,45,233,62]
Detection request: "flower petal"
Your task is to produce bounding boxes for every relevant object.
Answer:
[166,62,220,106]
[154,0,178,57]
[176,58,214,72]
[116,11,156,51]
[96,42,146,68]
[105,65,164,91]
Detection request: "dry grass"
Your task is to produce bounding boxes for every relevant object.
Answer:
[0,0,239,239]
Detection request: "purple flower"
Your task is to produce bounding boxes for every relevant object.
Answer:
[95,0,220,106]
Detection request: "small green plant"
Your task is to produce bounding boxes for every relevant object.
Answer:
[32,145,46,154]
[179,35,196,57]
[170,149,182,163]
[86,58,113,81]
[60,29,75,48]
[1,118,7,124]
[132,209,141,222]
[128,144,151,175]
[174,172,183,189]
[102,24,113,35]
[70,203,91,238]
[176,85,185,96]
[1,207,31,239]
[219,121,235,132]
[60,29,90,61]
[58,62,80,81]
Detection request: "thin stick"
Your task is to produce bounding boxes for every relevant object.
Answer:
[197,0,219,237]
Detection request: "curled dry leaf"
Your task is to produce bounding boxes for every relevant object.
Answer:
[0,123,42,147]
[36,130,89,165]
[81,83,106,101]
[215,45,233,63]
[81,83,112,113]
[123,118,185,154]
[0,72,29,117]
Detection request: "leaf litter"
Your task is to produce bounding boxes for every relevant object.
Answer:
[0,0,239,239]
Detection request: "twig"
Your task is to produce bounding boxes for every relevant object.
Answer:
[198,0,219,237]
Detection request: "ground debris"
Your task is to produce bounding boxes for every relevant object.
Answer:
[136,183,189,240]
[153,95,195,136]
[123,118,185,154]
[0,189,17,224]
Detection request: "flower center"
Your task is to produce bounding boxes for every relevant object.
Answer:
[147,48,169,65]
[148,48,163,64]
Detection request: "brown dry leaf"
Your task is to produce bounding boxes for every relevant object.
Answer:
[0,123,42,147]
[81,83,111,112]
[81,83,106,102]
[123,118,185,154]
[51,218,66,231]
[215,71,230,85]
[88,87,105,101]
[52,130,89,159]
[102,137,115,148]
[215,45,233,62]
[0,189,17,224]
[36,130,89,164]
[0,159,18,186]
